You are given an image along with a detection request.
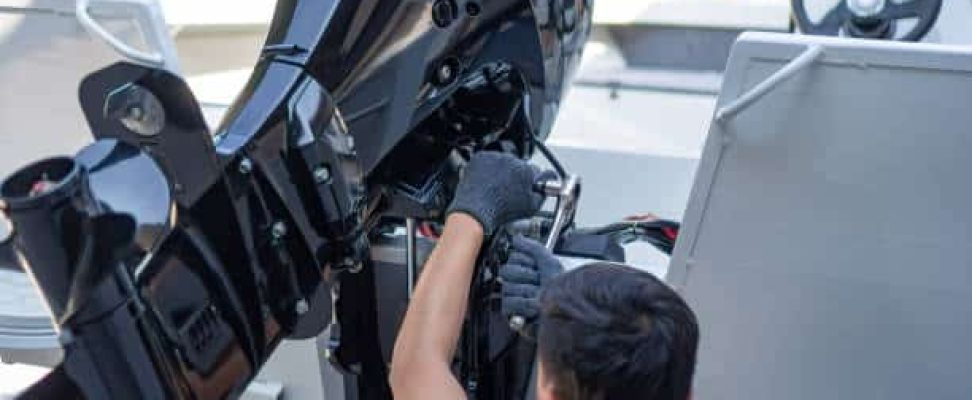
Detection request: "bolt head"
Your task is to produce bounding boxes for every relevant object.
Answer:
[509,315,526,331]
[294,299,309,315]
[271,221,288,239]
[314,166,331,183]
[343,257,364,273]
[438,64,453,82]
[239,158,253,174]
[105,83,165,137]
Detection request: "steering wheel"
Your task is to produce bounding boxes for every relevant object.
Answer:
[791,0,942,41]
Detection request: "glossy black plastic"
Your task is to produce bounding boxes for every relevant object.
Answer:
[1,0,593,398]
[0,157,99,320]
[222,0,593,174]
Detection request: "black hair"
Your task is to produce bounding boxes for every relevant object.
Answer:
[537,263,699,400]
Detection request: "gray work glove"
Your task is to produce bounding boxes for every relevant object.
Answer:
[499,235,564,325]
[447,152,547,235]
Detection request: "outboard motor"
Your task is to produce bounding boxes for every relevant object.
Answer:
[0,0,592,398]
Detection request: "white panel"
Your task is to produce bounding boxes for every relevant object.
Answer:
[669,33,972,399]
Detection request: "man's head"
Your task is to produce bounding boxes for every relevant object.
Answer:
[535,263,699,400]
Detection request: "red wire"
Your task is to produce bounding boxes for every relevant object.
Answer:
[662,226,678,241]
[419,222,440,239]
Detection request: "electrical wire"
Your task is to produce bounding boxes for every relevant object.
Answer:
[574,219,681,255]
[533,138,566,179]
[520,98,566,178]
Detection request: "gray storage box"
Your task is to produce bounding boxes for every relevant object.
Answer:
[668,32,972,400]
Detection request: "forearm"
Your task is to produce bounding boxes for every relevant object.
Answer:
[390,213,484,398]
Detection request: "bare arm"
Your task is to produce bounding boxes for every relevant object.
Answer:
[389,213,484,399]
[389,152,544,399]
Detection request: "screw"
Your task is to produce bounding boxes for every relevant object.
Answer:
[343,257,363,274]
[294,299,309,315]
[314,166,331,183]
[432,58,460,87]
[438,63,453,83]
[271,221,288,239]
[509,315,526,331]
[239,158,253,175]
[105,83,165,137]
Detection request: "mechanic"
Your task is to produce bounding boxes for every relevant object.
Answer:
[390,152,700,400]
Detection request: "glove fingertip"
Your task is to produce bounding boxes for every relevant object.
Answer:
[512,234,548,254]
[534,168,558,183]
[500,266,540,285]
[506,251,537,266]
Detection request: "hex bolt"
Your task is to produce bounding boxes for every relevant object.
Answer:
[314,166,331,184]
[432,58,460,87]
[271,221,288,240]
[344,257,363,274]
[294,299,309,316]
[509,315,526,331]
[127,105,144,121]
[239,158,253,175]
[104,83,165,137]
[438,63,454,83]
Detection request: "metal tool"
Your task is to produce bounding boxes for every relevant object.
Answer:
[536,174,581,250]
[405,217,417,299]
[509,173,581,331]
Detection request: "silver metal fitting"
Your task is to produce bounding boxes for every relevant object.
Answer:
[239,158,253,175]
[294,299,309,316]
[314,166,331,183]
[104,83,166,137]
[847,0,886,18]
[342,257,363,274]
[271,221,288,239]
[509,315,526,331]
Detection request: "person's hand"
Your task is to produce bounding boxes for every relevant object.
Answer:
[499,235,564,326]
[447,152,547,235]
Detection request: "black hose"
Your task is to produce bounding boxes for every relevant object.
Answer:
[520,98,566,178]
[533,138,566,179]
